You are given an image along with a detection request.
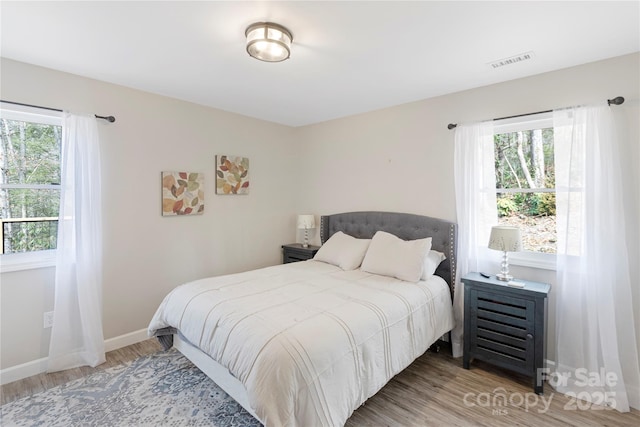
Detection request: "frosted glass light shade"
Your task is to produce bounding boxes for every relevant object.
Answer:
[297,215,315,230]
[246,22,292,62]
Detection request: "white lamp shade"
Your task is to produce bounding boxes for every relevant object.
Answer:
[488,226,522,252]
[297,215,316,229]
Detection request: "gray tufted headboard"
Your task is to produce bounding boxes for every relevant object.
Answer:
[320,211,458,296]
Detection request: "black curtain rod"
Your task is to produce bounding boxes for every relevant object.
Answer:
[0,99,116,123]
[447,96,625,130]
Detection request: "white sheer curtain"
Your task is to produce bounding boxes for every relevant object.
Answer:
[47,113,105,372]
[452,121,499,357]
[553,104,640,412]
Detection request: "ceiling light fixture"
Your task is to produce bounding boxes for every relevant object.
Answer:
[245,22,293,62]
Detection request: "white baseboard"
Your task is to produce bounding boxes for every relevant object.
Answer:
[104,328,149,353]
[0,328,149,386]
[0,357,49,386]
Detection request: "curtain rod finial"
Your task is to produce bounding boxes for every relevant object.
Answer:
[608,96,624,106]
[95,114,116,123]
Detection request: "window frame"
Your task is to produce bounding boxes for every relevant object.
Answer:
[0,104,62,271]
[493,113,556,271]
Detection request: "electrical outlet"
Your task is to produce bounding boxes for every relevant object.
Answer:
[43,311,54,328]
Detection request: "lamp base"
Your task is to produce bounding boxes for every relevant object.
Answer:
[496,251,513,281]
[495,272,513,281]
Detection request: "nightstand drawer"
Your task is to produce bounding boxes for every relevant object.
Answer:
[282,244,320,264]
[284,252,311,263]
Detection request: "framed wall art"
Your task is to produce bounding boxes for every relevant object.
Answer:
[162,171,205,216]
[216,155,249,195]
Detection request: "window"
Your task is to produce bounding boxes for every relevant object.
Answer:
[0,106,62,257]
[493,114,556,263]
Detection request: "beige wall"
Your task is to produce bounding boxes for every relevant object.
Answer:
[295,53,640,362]
[1,53,638,373]
[0,58,299,369]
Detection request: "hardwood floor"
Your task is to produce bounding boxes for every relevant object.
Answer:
[2,339,639,426]
[345,349,640,427]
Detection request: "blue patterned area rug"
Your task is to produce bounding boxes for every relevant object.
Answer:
[1,349,262,427]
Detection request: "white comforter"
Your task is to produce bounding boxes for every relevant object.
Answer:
[148,260,454,427]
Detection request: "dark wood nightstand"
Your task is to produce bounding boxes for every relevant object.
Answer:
[462,272,550,394]
[282,243,320,264]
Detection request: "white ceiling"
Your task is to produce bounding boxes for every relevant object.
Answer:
[1,1,638,127]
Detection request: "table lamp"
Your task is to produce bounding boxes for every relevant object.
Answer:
[488,226,522,281]
[297,214,316,248]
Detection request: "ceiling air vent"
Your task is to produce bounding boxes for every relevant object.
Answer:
[488,51,534,69]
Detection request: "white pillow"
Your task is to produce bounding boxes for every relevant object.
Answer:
[313,231,371,270]
[361,231,432,282]
[421,250,447,281]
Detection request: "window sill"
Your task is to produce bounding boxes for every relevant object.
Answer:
[509,252,556,271]
[0,250,56,273]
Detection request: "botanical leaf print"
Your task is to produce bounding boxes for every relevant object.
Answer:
[162,171,204,216]
[215,155,249,195]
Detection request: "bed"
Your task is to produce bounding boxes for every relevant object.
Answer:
[148,211,457,427]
